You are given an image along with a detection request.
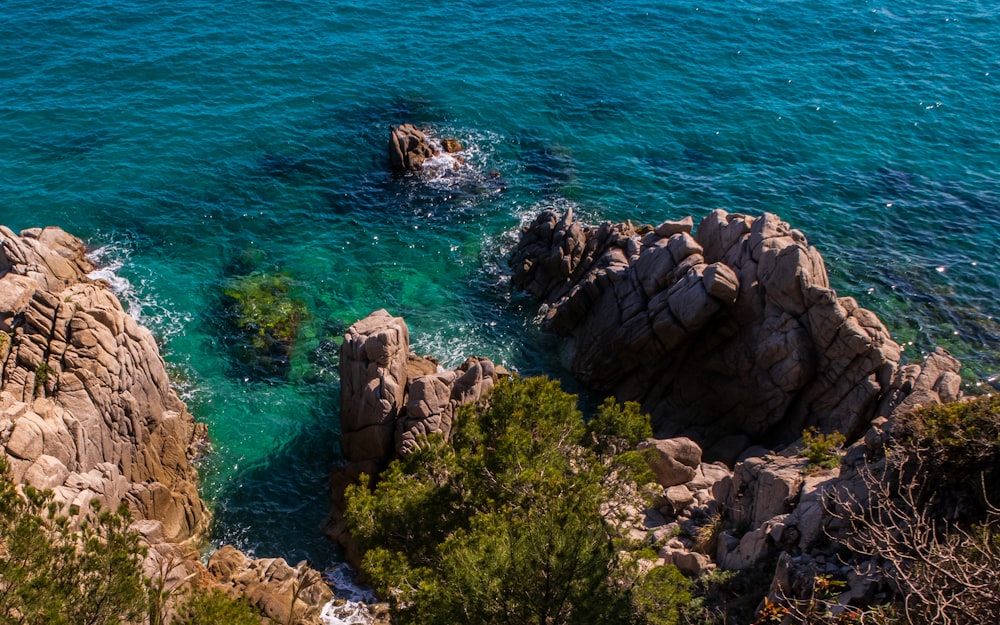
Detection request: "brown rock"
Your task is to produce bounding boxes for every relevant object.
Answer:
[388,123,439,173]
[639,437,702,487]
[0,226,208,542]
[339,310,409,465]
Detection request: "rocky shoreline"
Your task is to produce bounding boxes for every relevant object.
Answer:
[331,205,970,621]
[0,226,332,625]
[0,204,976,623]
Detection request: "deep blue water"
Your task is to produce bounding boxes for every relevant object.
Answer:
[2,0,998,563]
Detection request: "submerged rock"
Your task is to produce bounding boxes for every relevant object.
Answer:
[510,208,903,448]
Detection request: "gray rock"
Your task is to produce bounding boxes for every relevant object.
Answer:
[510,208,905,446]
[639,437,702,487]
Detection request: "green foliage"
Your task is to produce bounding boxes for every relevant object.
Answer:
[902,394,1000,469]
[630,565,694,625]
[345,376,684,625]
[33,362,54,397]
[896,394,1000,513]
[587,397,652,455]
[173,587,262,625]
[799,427,845,471]
[0,459,148,625]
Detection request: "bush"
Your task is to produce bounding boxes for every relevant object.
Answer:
[344,376,688,625]
[799,427,845,472]
[900,394,1000,470]
[0,459,147,625]
[587,397,652,455]
[832,450,1000,625]
[173,587,262,625]
[897,395,1000,515]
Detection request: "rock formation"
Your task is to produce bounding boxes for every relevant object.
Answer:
[0,226,334,624]
[338,309,503,467]
[388,123,438,173]
[329,309,504,561]
[608,346,965,613]
[510,208,903,448]
[0,225,208,541]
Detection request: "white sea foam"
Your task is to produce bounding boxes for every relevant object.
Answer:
[415,128,506,194]
[319,564,378,625]
[87,244,141,317]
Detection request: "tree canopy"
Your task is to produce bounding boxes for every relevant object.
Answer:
[344,375,692,625]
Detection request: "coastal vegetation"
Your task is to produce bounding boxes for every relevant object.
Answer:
[0,458,262,625]
[343,375,693,625]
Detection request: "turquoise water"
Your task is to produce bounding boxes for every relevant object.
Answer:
[2,0,998,562]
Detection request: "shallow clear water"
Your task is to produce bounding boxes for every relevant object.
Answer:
[2,0,998,563]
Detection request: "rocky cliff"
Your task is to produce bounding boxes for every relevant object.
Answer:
[0,226,332,625]
[510,208,904,451]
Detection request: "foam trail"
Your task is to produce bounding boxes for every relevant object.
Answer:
[319,564,378,625]
[86,245,143,320]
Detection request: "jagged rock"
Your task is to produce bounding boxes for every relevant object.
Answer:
[879,347,963,425]
[330,310,503,564]
[397,357,499,454]
[639,436,702,488]
[0,226,342,625]
[388,123,438,173]
[714,455,807,534]
[510,209,903,446]
[338,311,503,465]
[339,309,409,466]
[208,545,333,625]
[662,484,696,516]
[441,138,463,153]
[0,226,208,542]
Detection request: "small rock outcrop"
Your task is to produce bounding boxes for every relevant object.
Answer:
[388,123,437,173]
[208,546,334,625]
[338,309,503,468]
[510,208,902,447]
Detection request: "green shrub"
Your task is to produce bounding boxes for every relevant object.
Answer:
[901,394,1000,469]
[587,397,653,455]
[799,427,845,471]
[344,376,695,625]
[897,395,1000,514]
[173,587,262,625]
[631,565,695,625]
[0,459,147,625]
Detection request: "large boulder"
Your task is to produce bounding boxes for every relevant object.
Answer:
[510,209,902,447]
[330,311,504,563]
[338,310,503,466]
[339,309,410,469]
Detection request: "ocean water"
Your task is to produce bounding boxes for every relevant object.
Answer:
[2,0,999,569]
